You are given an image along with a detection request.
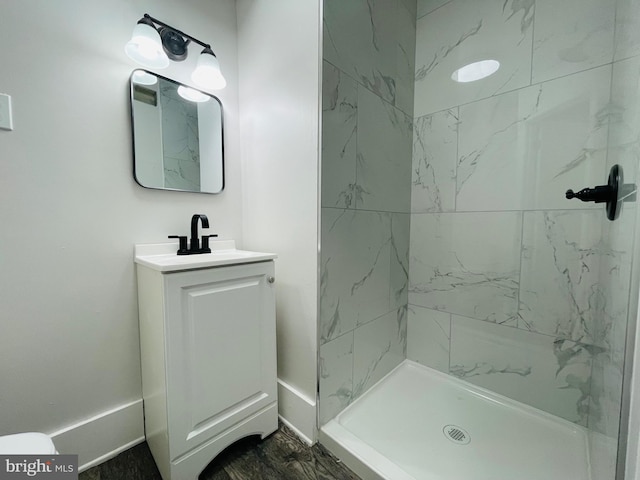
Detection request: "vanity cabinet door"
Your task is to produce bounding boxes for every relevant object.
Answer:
[163,261,276,459]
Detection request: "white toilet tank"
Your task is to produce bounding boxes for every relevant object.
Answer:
[0,433,58,454]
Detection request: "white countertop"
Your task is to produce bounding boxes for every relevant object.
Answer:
[134,240,277,272]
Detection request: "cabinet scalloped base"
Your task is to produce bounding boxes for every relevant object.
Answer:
[136,261,279,480]
[160,402,278,480]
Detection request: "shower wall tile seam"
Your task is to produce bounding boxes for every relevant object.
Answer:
[407,304,527,333]
[413,61,619,119]
[324,207,613,216]
[319,305,408,347]
[354,81,360,210]
[614,51,640,64]
[447,311,452,372]
[416,0,453,21]
[406,301,609,348]
[454,105,459,214]
[350,327,355,409]
[322,58,415,119]
[323,206,413,215]
[410,208,603,215]
[319,327,353,347]
[516,211,525,331]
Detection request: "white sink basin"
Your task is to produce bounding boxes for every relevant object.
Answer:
[135,240,276,272]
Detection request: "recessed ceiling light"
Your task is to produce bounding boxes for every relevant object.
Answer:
[451,60,500,83]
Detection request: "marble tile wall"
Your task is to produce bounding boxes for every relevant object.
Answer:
[588,42,640,475]
[319,1,640,460]
[159,82,201,190]
[319,0,416,425]
[409,0,640,447]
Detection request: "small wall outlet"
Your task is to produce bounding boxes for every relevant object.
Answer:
[0,93,13,131]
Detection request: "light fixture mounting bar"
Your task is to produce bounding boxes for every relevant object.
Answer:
[143,14,212,51]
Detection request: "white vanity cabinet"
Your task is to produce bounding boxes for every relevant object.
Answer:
[135,242,278,480]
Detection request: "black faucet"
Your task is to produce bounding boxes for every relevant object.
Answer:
[190,214,209,253]
[169,214,217,255]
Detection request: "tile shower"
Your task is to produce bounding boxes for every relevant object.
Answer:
[319,0,640,478]
[161,81,201,190]
[320,0,416,425]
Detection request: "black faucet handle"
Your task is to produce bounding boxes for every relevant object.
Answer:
[200,234,218,254]
[168,235,189,255]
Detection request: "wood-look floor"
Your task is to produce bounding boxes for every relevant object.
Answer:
[79,425,360,480]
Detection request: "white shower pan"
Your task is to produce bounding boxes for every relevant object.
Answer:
[320,360,593,480]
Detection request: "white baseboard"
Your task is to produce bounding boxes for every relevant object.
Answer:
[44,384,315,472]
[48,399,145,472]
[277,378,316,444]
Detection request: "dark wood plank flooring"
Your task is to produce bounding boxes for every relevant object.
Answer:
[79,425,360,480]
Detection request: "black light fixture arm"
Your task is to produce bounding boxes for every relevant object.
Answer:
[141,14,213,53]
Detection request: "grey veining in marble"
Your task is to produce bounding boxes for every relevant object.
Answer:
[417,0,452,18]
[323,0,417,117]
[319,0,414,426]
[519,210,631,347]
[585,53,640,439]
[319,287,407,422]
[450,315,592,425]
[322,61,358,209]
[390,213,410,310]
[320,208,393,343]
[160,82,201,190]
[407,305,450,372]
[319,332,354,425]
[456,65,611,212]
[409,212,521,325]
[615,0,640,61]
[532,0,615,83]
[352,308,406,400]
[320,0,637,458]
[411,109,457,213]
[589,347,624,438]
[356,87,412,213]
[414,0,533,116]
[395,0,417,117]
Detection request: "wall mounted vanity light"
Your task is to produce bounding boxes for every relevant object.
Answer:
[125,14,227,91]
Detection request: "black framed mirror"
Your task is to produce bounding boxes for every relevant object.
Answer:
[129,70,224,194]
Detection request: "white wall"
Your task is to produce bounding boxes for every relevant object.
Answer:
[236,0,322,442]
[0,0,242,468]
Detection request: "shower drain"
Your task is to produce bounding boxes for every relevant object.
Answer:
[443,425,471,445]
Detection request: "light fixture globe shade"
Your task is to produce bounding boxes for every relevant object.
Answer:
[177,85,210,103]
[191,52,227,90]
[125,22,169,69]
[132,70,158,85]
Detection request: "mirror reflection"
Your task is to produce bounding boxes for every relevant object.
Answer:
[130,70,224,194]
